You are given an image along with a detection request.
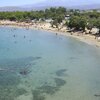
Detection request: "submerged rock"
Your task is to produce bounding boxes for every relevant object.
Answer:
[37,85,59,95]
[32,90,45,100]
[15,88,27,97]
[56,69,67,76]
[54,78,66,87]
[94,94,100,97]
[19,68,31,76]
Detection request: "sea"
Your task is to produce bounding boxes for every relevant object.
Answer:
[0,26,100,100]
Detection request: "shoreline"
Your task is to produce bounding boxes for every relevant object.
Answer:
[0,20,100,48]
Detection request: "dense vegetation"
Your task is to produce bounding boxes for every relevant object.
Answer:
[68,10,100,33]
[0,7,100,35]
[0,7,66,21]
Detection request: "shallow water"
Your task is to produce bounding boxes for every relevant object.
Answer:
[0,26,100,100]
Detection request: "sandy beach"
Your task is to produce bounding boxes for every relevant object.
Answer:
[0,20,100,48]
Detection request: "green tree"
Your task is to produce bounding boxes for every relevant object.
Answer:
[68,16,87,31]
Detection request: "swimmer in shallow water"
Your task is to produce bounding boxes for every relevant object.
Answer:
[24,36,26,38]
[13,34,16,37]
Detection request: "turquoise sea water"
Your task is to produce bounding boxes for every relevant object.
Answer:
[0,26,100,100]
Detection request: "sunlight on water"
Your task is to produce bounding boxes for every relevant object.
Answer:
[0,26,100,100]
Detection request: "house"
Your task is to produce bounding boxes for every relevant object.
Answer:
[65,15,70,20]
[32,19,37,23]
[45,19,53,23]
